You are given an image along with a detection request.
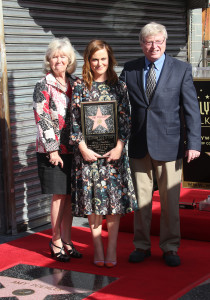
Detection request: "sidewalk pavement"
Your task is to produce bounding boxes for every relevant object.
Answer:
[0,217,89,244]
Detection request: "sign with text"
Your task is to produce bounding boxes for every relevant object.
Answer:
[182,78,210,189]
[81,100,118,156]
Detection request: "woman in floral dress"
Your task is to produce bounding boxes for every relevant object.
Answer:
[33,37,82,262]
[70,40,138,267]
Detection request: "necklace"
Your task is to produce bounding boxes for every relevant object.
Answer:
[56,78,68,89]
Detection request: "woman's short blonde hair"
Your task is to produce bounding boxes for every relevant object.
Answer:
[139,22,168,44]
[44,37,77,74]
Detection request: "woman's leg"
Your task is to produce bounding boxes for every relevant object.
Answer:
[51,194,67,253]
[88,214,104,262]
[105,214,121,262]
[59,195,82,258]
[60,194,73,250]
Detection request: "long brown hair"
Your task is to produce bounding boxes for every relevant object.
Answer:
[82,40,118,90]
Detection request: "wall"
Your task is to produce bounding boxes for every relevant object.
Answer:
[189,8,203,66]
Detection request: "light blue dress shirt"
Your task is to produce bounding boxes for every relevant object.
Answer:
[143,54,166,90]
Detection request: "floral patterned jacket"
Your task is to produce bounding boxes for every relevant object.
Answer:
[33,72,76,154]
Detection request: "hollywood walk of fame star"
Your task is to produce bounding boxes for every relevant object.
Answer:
[88,107,111,131]
[0,273,91,299]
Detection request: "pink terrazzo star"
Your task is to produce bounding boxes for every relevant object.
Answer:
[0,273,91,299]
[88,107,111,130]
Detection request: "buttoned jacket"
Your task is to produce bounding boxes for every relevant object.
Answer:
[120,54,201,161]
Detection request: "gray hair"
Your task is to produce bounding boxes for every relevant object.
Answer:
[139,22,168,44]
[44,37,77,74]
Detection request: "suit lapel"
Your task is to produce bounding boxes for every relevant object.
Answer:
[136,58,149,105]
[133,55,174,105]
[154,54,173,95]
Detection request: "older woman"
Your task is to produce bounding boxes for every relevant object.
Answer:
[33,37,82,262]
[71,40,138,267]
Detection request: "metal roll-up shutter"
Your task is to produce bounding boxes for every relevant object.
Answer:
[1,0,187,231]
[0,125,5,234]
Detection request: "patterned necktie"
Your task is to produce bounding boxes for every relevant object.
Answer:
[146,63,156,102]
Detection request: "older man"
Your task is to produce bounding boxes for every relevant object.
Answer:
[120,22,201,266]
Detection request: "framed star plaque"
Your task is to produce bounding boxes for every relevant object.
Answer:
[81,100,118,155]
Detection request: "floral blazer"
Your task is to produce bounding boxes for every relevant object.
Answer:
[33,72,76,154]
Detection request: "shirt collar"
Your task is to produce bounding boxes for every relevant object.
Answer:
[46,72,57,87]
[144,53,165,70]
[45,72,74,88]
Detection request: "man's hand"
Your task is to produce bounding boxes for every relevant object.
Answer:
[185,150,200,163]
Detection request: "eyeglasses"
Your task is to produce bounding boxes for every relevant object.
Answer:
[143,39,165,46]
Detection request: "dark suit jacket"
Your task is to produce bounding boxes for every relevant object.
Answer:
[120,54,201,161]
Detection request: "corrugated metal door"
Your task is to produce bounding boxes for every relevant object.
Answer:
[1,0,187,231]
[0,124,5,233]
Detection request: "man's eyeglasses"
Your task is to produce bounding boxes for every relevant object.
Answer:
[143,39,165,46]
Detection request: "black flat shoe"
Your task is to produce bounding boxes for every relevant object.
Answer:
[163,251,180,267]
[129,249,151,263]
[62,239,82,258]
[49,240,70,262]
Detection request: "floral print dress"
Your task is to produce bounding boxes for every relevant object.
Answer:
[70,80,138,216]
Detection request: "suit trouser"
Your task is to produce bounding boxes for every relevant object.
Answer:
[129,154,182,252]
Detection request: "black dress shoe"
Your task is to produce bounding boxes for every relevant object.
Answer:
[62,239,82,258]
[129,249,151,263]
[49,240,70,262]
[163,251,180,267]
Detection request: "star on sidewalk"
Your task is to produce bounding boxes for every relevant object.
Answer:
[0,273,91,299]
[88,107,111,130]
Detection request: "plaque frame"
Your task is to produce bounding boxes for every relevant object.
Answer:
[81,100,118,156]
